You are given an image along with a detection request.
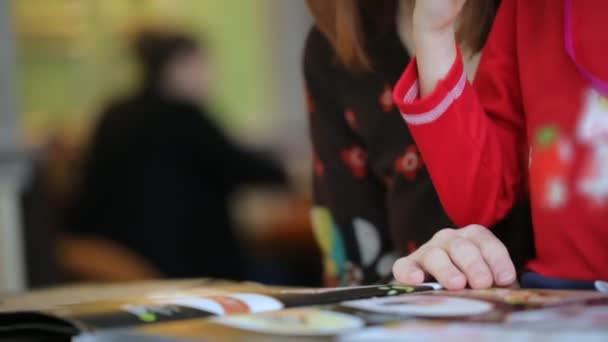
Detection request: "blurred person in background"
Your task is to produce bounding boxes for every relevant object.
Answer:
[303,0,534,286]
[61,29,287,281]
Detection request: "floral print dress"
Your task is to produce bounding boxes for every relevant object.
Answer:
[303,26,535,286]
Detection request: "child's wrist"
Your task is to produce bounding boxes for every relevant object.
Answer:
[412,26,458,96]
[412,23,455,53]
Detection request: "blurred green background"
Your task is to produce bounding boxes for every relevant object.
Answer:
[13,0,277,144]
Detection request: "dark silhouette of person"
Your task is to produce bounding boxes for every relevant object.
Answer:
[65,30,287,280]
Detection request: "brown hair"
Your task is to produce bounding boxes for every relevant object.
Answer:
[131,29,203,89]
[306,0,500,72]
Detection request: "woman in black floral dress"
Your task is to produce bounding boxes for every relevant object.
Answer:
[303,0,534,286]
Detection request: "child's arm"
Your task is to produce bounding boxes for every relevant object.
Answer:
[393,0,526,228]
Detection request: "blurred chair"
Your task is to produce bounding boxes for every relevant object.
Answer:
[56,234,160,282]
[20,139,161,285]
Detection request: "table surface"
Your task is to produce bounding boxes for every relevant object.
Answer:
[2,280,607,342]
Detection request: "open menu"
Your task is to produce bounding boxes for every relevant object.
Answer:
[1,280,607,341]
[0,279,437,340]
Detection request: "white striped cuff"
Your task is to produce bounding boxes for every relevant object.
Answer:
[401,70,467,126]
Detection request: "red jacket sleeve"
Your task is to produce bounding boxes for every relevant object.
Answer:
[392,0,527,228]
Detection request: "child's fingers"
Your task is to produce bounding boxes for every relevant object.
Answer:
[392,225,516,291]
[419,246,467,290]
[461,225,516,286]
[444,237,493,289]
[392,256,425,285]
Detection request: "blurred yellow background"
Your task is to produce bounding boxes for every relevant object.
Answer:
[2,0,317,292]
[13,0,282,145]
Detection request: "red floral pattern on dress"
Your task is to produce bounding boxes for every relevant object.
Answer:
[395,145,424,180]
[341,146,367,179]
[379,84,394,112]
[313,151,325,178]
[345,108,358,131]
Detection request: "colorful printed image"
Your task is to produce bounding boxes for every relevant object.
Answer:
[155,293,283,315]
[278,284,422,297]
[214,308,365,336]
[506,305,608,329]
[146,287,234,300]
[455,289,607,307]
[311,207,348,286]
[279,285,381,295]
[339,321,608,342]
[340,321,509,342]
[342,295,493,317]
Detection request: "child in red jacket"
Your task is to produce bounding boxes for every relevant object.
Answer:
[392,0,608,290]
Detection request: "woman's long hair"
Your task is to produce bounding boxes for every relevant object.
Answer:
[306,0,500,72]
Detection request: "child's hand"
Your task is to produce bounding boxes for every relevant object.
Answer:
[392,224,517,290]
[413,0,466,35]
[411,0,464,96]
